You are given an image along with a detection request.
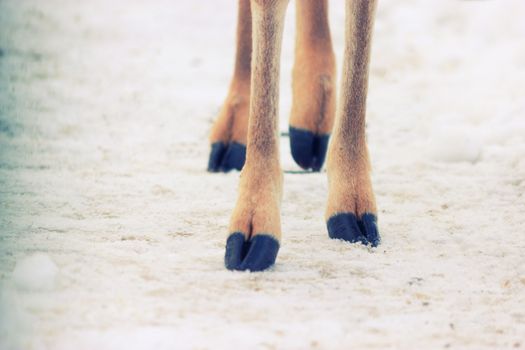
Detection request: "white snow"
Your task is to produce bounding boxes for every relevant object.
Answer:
[0,0,524,349]
[425,120,483,163]
[12,254,59,292]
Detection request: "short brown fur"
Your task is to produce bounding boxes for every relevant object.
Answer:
[228,0,289,240]
[290,0,336,135]
[209,0,252,146]
[326,0,377,219]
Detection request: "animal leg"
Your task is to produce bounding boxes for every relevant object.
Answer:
[208,0,252,172]
[289,0,336,171]
[225,0,289,272]
[325,0,380,247]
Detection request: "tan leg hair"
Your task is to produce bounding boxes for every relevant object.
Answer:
[228,0,289,239]
[326,0,378,218]
[290,0,336,135]
[209,0,252,146]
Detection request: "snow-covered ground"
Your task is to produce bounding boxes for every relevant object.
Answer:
[1,0,524,349]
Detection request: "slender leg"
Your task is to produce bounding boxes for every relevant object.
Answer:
[289,0,336,171]
[208,0,252,172]
[325,0,380,246]
[224,0,289,272]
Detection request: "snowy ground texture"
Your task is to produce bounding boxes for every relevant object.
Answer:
[1,0,524,349]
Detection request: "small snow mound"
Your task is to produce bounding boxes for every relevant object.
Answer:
[427,127,482,163]
[12,254,58,291]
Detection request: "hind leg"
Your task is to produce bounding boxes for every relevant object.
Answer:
[325,0,380,246]
[289,0,336,171]
[208,0,252,172]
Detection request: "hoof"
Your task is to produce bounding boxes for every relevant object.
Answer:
[207,142,246,173]
[225,233,280,272]
[289,127,329,172]
[327,213,380,247]
[207,142,227,172]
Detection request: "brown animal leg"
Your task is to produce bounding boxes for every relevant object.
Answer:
[208,0,252,172]
[225,0,289,272]
[325,0,380,246]
[289,0,336,171]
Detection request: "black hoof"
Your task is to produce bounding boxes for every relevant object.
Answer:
[225,233,250,270]
[207,142,227,172]
[289,127,330,172]
[327,213,380,247]
[225,233,280,272]
[358,213,380,247]
[207,142,246,173]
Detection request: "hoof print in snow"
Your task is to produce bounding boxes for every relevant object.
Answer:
[289,127,329,172]
[225,233,279,272]
[327,212,380,247]
[207,142,246,172]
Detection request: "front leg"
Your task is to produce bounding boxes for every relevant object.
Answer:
[225,0,289,271]
[326,0,380,246]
